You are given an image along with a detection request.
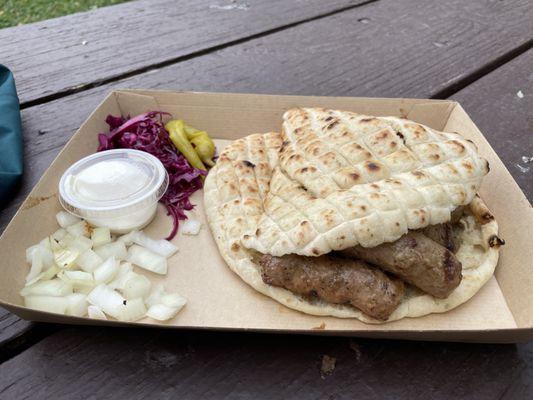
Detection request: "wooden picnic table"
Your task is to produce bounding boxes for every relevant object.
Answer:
[1,0,532,398]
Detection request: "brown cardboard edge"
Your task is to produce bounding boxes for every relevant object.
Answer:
[2,302,531,344]
[445,102,533,328]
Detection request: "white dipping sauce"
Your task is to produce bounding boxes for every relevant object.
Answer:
[59,149,168,233]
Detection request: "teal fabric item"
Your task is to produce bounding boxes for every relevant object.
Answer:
[0,65,23,206]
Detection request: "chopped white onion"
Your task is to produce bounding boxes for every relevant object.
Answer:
[66,293,88,317]
[108,262,134,290]
[57,233,75,249]
[56,211,81,228]
[75,249,103,273]
[161,293,187,309]
[26,249,44,283]
[93,257,119,284]
[39,237,51,251]
[94,241,127,261]
[26,265,60,286]
[54,248,79,269]
[132,231,178,258]
[116,298,147,322]
[87,284,125,319]
[51,228,68,242]
[145,284,166,308]
[91,227,111,247]
[25,244,40,264]
[181,219,202,235]
[25,295,68,314]
[123,274,151,300]
[127,245,167,275]
[20,278,73,297]
[68,236,93,253]
[117,231,137,246]
[66,220,91,237]
[87,305,107,320]
[26,243,53,267]
[146,303,183,321]
[58,270,95,292]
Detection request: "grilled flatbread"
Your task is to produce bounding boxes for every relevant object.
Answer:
[204,109,501,322]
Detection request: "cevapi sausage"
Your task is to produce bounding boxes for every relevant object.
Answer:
[341,232,462,298]
[259,254,405,320]
[421,223,456,253]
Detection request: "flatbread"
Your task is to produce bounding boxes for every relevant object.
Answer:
[242,108,490,256]
[204,110,501,322]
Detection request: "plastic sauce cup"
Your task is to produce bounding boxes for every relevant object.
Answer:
[59,149,169,233]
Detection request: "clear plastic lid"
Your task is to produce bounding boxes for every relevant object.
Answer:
[59,149,169,219]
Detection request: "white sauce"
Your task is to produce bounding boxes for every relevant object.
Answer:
[73,160,149,202]
[59,150,168,233]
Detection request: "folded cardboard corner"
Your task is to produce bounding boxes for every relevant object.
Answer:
[0,90,531,343]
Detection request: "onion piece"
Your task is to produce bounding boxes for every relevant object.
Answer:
[93,257,119,284]
[91,227,111,247]
[39,237,51,251]
[145,284,165,308]
[146,303,183,321]
[76,249,103,273]
[51,228,68,242]
[26,249,44,283]
[108,262,134,290]
[117,231,137,246]
[94,241,127,261]
[181,219,202,235]
[54,248,79,269]
[123,274,151,300]
[56,211,81,228]
[25,244,40,264]
[87,305,107,320]
[25,295,68,314]
[20,279,73,297]
[127,245,167,275]
[58,233,75,249]
[26,265,60,286]
[68,236,93,253]
[66,293,88,317]
[87,284,125,319]
[66,220,91,237]
[161,293,187,309]
[132,231,178,258]
[117,298,147,322]
[26,243,53,268]
[58,270,95,291]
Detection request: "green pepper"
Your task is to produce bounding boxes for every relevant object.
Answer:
[165,120,206,171]
[184,124,216,167]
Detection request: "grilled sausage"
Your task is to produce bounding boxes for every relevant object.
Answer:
[341,232,462,298]
[259,254,405,320]
[421,223,456,253]
[450,206,465,224]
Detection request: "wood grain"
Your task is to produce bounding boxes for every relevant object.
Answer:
[452,49,533,200]
[0,327,531,399]
[0,0,370,104]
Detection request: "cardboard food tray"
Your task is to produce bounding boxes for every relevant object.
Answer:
[1,90,531,343]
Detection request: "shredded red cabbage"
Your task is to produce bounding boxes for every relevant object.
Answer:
[97,111,205,240]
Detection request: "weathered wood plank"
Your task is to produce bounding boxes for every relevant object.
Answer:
[0,327,530,399]
[0,308,31,349]
[0,0,371,104]
[452,49,533,200]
